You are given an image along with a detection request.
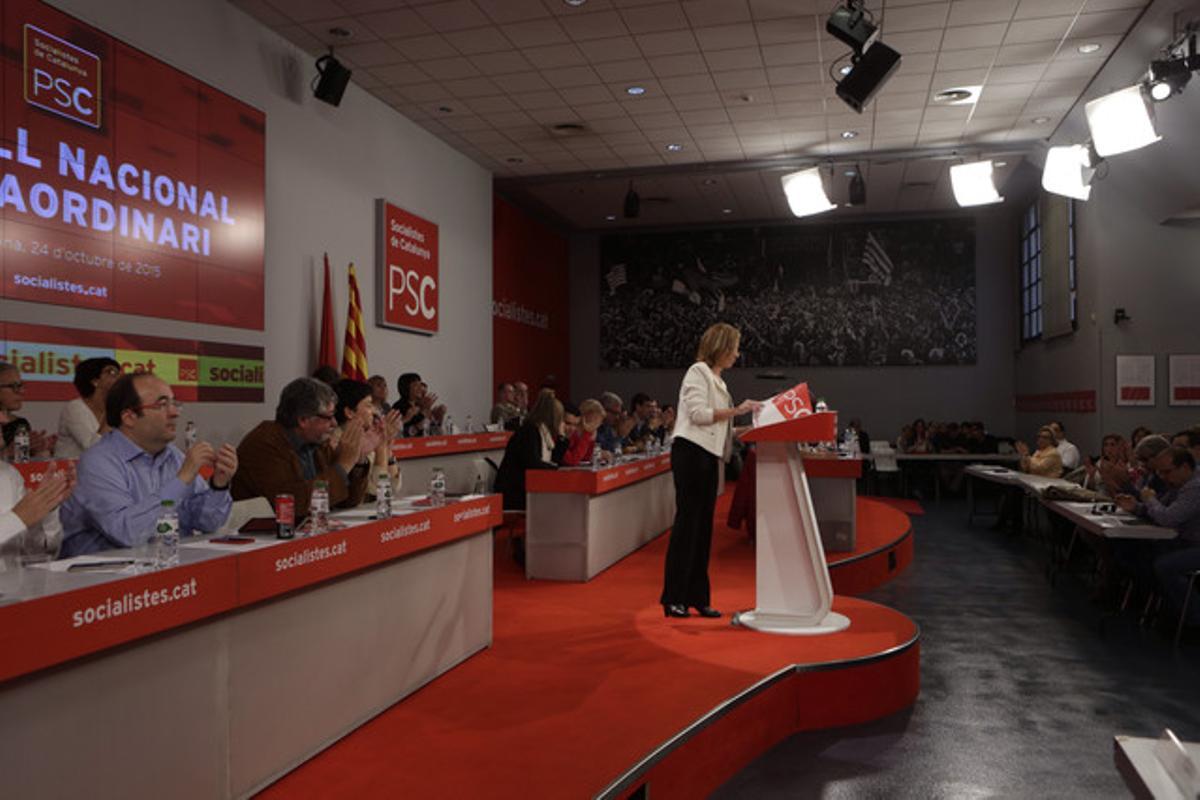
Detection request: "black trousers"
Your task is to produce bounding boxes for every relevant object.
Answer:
[661,436,720,607]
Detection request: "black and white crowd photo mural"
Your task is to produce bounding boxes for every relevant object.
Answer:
[599,217,977,370]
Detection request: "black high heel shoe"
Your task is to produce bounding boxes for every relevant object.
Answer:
[663,604,689,618]
[693,606,722,618]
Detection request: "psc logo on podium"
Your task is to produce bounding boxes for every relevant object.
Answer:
[23,24,102,129]
[377,200,439,335]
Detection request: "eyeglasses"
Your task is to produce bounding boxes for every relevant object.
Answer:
[0,381,25,392]
[307,412,337,422]
[136,398,183,413]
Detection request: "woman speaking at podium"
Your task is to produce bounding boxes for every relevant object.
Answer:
[661,323,759,619]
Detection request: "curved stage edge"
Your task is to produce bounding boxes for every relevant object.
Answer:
[600,600,920,800]
[828,497,915,596]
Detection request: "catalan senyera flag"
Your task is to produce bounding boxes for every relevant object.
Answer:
[341,264,368,381]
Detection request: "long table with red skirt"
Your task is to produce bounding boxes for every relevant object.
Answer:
[0,491,501,799]
[390,430,511,495]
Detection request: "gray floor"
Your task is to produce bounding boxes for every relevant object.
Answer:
[713,496,1200,799]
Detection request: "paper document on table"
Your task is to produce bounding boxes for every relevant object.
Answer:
[752,382,812,427]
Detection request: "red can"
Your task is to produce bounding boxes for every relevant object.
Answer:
[276,494,295,539]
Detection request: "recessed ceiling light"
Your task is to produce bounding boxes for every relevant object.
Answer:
[722,208,733,214]
[437,105,453,113]
[626,86,646,96]
[839,64,853,76]
[841,130,858,139]
[605,214,616,220]
[1078,43,1101,54]
[844,169,858,176]
[665,143,684,151]
[564,0,588,6]
[934,85,981,105]
[1032,116,1050,125]
[328,26,352,38]
[702,178,718,185]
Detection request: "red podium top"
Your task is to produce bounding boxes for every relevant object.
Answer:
[740,411,837,443]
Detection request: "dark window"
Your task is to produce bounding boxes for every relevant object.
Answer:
[1020,201,1042,341]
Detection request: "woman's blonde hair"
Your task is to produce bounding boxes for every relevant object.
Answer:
[527,388,563,434]
[578,398,604,417]
[696,322,740,367]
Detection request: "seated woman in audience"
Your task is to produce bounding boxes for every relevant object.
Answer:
[1081,433,1135,495]
[0,362,55,459]
[898,418,932,453]
[661,404,676,440]
[334,379,402,487]
[1,460,72,560]
[56,357,122,459]
[494,389,562,510]
[1016,427,1064,478]
[395,372,445,436]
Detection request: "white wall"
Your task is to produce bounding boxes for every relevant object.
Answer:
[569,207,1018,443]
[1013,0,1200,449]
[2,0,493,447]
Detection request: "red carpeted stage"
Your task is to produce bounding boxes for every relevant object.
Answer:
[259,493,918,799]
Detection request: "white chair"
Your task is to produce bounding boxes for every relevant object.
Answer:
[869,440,901,495]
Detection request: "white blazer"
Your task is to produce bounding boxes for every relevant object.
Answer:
[673,361,733,461]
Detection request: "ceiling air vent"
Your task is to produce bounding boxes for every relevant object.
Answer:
[549,122,588,137]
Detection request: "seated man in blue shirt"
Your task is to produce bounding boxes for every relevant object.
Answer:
[60,373,237,556]
[1117,446,1200,627]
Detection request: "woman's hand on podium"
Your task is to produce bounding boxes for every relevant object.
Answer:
[734,399,761,416]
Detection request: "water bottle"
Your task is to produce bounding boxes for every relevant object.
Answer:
[310,480,330,535]
[444,415,455,435]
[184,421,197,448]
[465,414,474,434]
[471,471,486,495]
[12,426,30,463]
[154,500,179,569]
[429,467,446,507]
[375,474,393,519]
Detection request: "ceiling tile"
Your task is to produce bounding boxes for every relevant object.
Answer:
[462,94,518,113]
[577,35,644,63]
[543,65,605,88]
[619,3,691,33]
[443,76,502,96]
[414,1,493,32]
[335,41,407,67]
[985,63,1047,83]
[1068,9,1142,38]
[523,43,590,68]
[559,84,616,104]
[670,91,727,110]
[392,34,459,60]
[945,0,1018,26]
[648,53,709,76]
[659,73,718,94]
[683,0,753,27]
[760,42,822,66]
[266,0,348,23]
[474,0,550,24]
[995,41,1059,66]
[885,28,946,53]
[704,47,764,71]
[1003,16,1074,45]
[513,90,570,110]
[502,19,572,47]
[443,26,512,54]
[560,11,630,41]
[765,64,823,85]
[422,56,482,80]
[883,2,950,33]
[360,9,435,39]
[469,50,534,73]
[492,71,553,92]
[634,30,701,55]
[595,59,656,81]
[373,63,433,85]
[1013,0,1085,19]
[935,46,998,71]
[693,23,759,50]
[943,22,1008,50]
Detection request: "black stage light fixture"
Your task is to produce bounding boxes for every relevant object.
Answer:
[826,1,878,55]
[1148,57,1192,100]
[623,182,640,219]
[848,168,866,206]
[313,49,353,106]
[836,42,901,113]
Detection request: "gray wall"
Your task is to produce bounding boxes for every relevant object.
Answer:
[1013,0,1200,450]
[569,208,1018,443]
[3,0,493,446]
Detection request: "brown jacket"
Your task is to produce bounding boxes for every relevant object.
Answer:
[231,421,369,517]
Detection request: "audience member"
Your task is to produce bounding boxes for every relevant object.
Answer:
[1130,426,1153,448]
[396,372,446,436]
[60,373,236,556]
[490,382,520,428]
[0,460,71,559]
[57,358,122,459]
[846,418,870,454]
[555,399,604,466]
[1131,435,1172,495]
[897,418,931,453]
[494,389,562,510]
[1049,421,1080,470]
[513,381,529,416]
[1085,434,1136,495]
[334,379,402,479]
[1116,447,1200,627]
[1016,427,1064,478]
[1171,429,1200,465]
[0,362,54,459]
[367,375,391,413]
[625,392,664,451]
[231,377,371,518]
[311,365,340,386]
[661,404,677,440]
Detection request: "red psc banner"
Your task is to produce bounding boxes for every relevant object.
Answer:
[376,199,438,335]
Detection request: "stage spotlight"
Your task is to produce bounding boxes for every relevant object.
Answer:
[949,161,1003,207]
[848,168,866,206]
[1042,144,1096,201]
[826,0,878,54]
[313,50,352,106]
[1085,85,1161,157]
[781,168,836,217]
[836,41,901,113]
[1148,57,1191,100]
[623,182,640,219]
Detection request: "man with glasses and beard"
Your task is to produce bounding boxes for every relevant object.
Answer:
[232,377,375,517]
[60,373,238,556]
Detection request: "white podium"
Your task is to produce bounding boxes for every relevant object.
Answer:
[733,412,851,635]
